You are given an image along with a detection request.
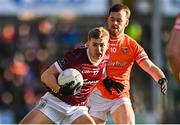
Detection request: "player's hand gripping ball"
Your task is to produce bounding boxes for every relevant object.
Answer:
[57,68,84,96]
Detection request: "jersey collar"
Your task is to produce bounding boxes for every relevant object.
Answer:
[110,34,124,42]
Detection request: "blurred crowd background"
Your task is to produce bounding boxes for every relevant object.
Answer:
[0,0,180,124]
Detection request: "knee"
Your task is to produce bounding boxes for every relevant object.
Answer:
[111,105,135,124]
[112,113,135,124]
[91,116,105,124]
[122,111,135,124]
[72,115,96,124]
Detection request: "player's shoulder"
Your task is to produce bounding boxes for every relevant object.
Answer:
[122,34,139,47]
[124,34,137,42]
[123,34,145,50]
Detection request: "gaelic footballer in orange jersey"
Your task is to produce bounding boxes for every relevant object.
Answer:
[167,14,180,82]
[97,34,148,99]
[88,4,168,124]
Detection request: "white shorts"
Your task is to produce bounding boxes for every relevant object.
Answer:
[35,92,88,124]
[87,90,132,121]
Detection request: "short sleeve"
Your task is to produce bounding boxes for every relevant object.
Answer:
[131,39,149,64]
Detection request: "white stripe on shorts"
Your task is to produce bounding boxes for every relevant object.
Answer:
[54,61,62,73]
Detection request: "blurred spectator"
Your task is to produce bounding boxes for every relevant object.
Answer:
[166,14,180,82]
[0,110,15,123]
[0,16,85,123]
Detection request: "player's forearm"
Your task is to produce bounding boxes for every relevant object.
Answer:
[139,59,166,82]
[148,66,166,82]
[41,70,60,92]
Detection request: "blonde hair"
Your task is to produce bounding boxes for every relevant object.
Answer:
[88,27,109,41]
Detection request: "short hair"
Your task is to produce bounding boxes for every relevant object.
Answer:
[108,3,131,19]
[88,27,109,41]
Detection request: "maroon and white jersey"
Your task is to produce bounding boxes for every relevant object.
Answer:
[53,48,108,106]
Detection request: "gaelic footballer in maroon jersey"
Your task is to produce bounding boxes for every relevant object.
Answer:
[19,27,109,124]
[53,47,108,106]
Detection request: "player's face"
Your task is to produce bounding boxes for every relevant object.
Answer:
[107,10,129,37]
[87,38,109,61]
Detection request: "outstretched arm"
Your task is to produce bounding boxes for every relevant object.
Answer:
[138,59,168,95]
[138,59,166,82]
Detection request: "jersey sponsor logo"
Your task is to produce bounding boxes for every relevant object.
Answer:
[83,78,99,85]
[82,68,99,75]
[107,60,128,67]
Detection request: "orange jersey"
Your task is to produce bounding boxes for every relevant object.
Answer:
[96,34,149,99]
